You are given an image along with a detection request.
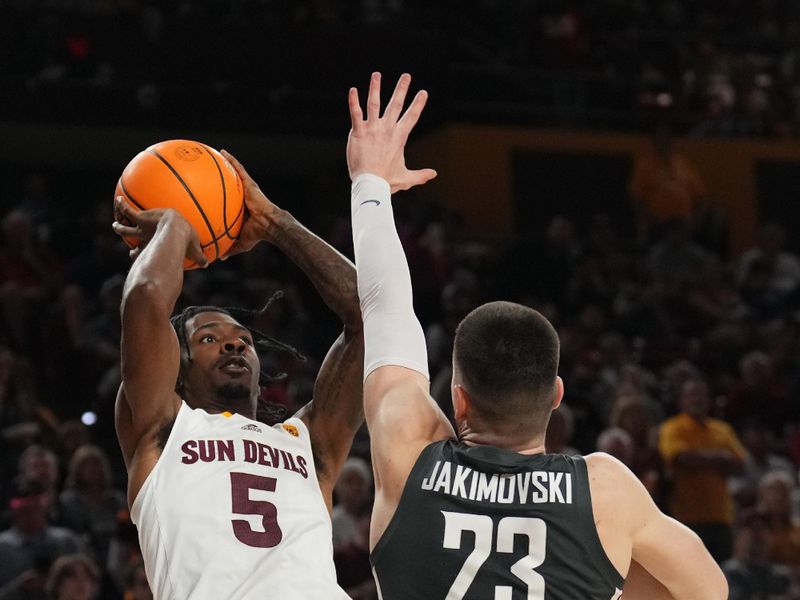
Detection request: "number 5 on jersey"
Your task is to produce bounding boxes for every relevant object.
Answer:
[230,472,283,548]
[442,511,546,600]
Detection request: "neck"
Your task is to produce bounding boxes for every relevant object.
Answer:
[458,423,546,455]
[191,395,256,420]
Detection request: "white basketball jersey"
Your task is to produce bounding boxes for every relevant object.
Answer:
[130,402,348,599]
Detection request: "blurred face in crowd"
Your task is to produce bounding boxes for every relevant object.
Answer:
[20,447,59,488]
[615,397,649,440]
[734,520,769,563]
[55,562,98,600]
[759,477,792,517]
[12,492,50,533]
[680,379,710,420]
[77,455,107,489]
[335,463,370,513]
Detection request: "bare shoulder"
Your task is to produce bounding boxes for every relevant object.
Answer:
[584,452,646,577]
[585,452,647,510]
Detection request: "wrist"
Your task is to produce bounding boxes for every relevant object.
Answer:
[351,172,390,187]
[260,206,289,244]
[159,210,194,240]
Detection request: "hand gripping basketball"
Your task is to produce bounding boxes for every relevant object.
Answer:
[114,139,245,269]
[112,197,208,267]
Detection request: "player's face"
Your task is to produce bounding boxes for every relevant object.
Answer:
[184,312,261,401]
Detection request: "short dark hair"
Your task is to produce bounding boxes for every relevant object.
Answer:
[453,301,560,430]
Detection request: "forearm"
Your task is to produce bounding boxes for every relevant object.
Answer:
[266,209,361,331]
[351,174,428,379]
[122,212,192,313]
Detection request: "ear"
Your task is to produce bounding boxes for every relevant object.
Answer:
[551,376,564,411]
[452,384,471,423]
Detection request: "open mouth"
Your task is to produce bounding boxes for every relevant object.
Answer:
[218,357,250,374]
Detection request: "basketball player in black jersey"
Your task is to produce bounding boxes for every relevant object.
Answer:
[346,72,728,600]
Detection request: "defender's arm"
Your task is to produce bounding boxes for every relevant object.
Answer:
[348,73,453,547]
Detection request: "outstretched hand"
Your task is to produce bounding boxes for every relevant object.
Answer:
[112,197,207,267]
[346,72,437,193]
[219,149,281,259]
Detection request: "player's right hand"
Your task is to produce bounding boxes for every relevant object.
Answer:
[346,72,437,193]
[112,197,207,266]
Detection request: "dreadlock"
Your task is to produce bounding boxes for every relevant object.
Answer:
[169,291,305,424]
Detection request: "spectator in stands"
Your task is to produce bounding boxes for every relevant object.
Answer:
[646,219,712,289]
[544,403,579,456]
[333,504,376,600]
[0,210,62,356]
[121,560,151,600]
[758,471,800,568]
[0,479,83,587]
[723,509,792,600]
[725,351,792,434]
[659,376,747,561]
[629,125,707,242]
[0,556,50,600]
[730,419,796,508]
[332,457,372,549]
[738,222,800,309]
[610,392,662,496]
[58,445,126,563]
[45,554,99,600]
[17,446,60,511]
[596,426,634,466]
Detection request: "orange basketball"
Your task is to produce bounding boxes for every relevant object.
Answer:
[114,139,245,269]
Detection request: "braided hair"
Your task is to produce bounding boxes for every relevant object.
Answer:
[170,291,305,424]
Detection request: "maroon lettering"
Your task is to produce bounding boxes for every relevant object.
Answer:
[198,440,216,462]
[258,442,273,467]
[281,450,301,474]
[267,445,281,467]
[297,455,308,479]
[243,439,257,463]
[181,440,198,464]
[217,439,235,462]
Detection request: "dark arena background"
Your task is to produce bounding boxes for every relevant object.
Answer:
[1,1,800,598]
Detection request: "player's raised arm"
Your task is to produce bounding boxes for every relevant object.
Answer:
[347,72,455,544]
[220,149,365,511]
[112,200,206,500]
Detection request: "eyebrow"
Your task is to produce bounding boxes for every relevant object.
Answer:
[191,322,252,337]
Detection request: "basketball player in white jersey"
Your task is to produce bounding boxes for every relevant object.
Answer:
[346,72,728,599]
[111,152,370,599]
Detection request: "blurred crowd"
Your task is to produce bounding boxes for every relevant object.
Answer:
[0,133,799,599]
[2,0,800,136]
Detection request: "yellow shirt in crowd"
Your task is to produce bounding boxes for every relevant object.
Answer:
[659,413,747,525]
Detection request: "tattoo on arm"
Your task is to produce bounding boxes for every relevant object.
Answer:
[268,210,361,331]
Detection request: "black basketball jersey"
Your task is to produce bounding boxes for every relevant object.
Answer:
[371,440,624,600]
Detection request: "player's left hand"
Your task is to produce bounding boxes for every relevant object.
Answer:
[220,149,281,259]
[347,72,437,193]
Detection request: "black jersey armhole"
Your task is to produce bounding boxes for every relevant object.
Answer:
[370,440,446,567]
[574,456,627,589]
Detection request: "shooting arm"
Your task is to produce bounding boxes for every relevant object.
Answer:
[116,208,198,463]
[268,210,365,500]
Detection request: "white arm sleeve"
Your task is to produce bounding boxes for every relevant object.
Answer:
[351,173,429,381]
